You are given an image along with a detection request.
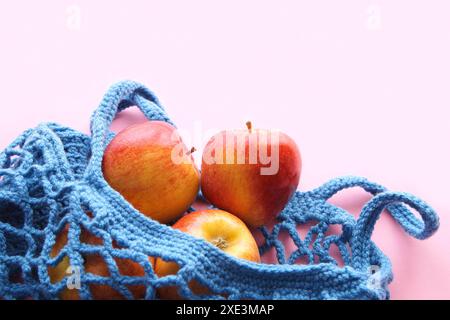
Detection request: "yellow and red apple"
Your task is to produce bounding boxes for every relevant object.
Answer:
[201,122,301,227]
[154,209,260,299]
[102,121,200,224]
[48,225,152,300]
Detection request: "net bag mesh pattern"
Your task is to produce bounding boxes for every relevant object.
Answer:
[0,81,439,300]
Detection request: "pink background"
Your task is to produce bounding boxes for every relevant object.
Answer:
[0,1,449,299]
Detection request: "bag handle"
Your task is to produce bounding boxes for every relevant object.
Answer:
[351,191,439,269]
[85,81,173,179]
[311,176,439,269]
[311,176,387,199]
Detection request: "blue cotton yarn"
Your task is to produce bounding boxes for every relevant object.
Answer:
[0,81,440,300]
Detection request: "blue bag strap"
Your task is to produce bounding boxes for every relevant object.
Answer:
[351,191,439,269]
[85,81,173,178]
[311,176,439,270]
[311,176,387,199]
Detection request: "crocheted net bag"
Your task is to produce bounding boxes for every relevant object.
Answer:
[0,81,439,300]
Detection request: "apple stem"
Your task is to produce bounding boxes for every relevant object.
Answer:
[246,121,252,133]
[186,147,196,156]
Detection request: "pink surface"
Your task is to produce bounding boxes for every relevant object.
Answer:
[0,1,449,299]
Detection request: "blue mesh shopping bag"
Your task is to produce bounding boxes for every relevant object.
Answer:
[0,81,440,299]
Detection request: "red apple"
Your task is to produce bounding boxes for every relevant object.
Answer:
[102,121,200,224]
[201,122,301,227]
[48,224,153,300]
[155,209,260,299]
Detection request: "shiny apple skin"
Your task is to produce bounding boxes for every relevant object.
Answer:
[201,129,301,227]
[155,209,260,299]
[102,121,200,224]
